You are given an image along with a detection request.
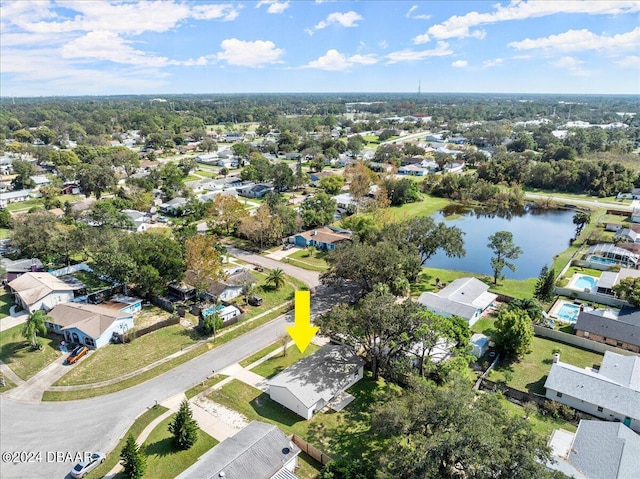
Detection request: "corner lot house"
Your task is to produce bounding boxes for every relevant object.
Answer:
[544,352,640,433]
[548,420,640,479]
[269,344,365,420]
[417,277,497,326]
[175,421,300,479]
[46,302,134,349]
[8,272,77,313]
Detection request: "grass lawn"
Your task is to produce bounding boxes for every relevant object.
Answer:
[0,324,62,380]
[85,405,169,479]
[471,316,498,338]
[233,272,297,321]
[286,250,328,271]
[185,374,228,400]
[5,198,44,213]
[54,324,198,386]
[499,398,576,438]
[239,342,281,368]
[388,195,451,221]
[0,227,10,240]
[0,292,12,319]
[207,374,394,464]
[72,270,113,292]
[297,453,323,479]
[250,343,320,379]
[489,336,603,395]
[43,304,294,400]
[413,267,537,300]
[140,415,218,479]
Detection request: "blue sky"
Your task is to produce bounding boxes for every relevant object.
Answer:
[1,1,639,97]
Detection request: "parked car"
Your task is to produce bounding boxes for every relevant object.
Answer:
[254,265,264,272]
[70,452,105,478]
[282,243,294,250]
[247,295,263,306]
[66,345,89,365]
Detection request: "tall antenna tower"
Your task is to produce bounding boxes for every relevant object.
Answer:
[417,80,421,96]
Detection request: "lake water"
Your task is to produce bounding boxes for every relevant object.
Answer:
[426,206,576,279]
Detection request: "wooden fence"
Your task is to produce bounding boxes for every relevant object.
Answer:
[291,434,332,466]
[478,378,548,407]
[134,316,180,338]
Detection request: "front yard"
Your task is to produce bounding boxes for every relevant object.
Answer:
[283,250,328,272]
[0,292,12,319]
[0,324,62,380]
[250,343,320,378]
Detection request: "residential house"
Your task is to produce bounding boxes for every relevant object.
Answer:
[585,243,639,269]
[309,171,337,186]
[60,182,80,195]
[194,152,219,165]
[547,420,640,479]
[417,277,497,327]
[159,197,188,215]
[217,157,239,168]
[574,307,640,353]
[288,226,352,251]
[593,268,640,296]
[122,209,149,232]
[8,272,79,313]
[237,184,273,199]
[200,303,242,325]
[106,294,143,315]
[631,208,640,224]
[47,207,65,218]
[0,189,33,208]
[1,257,44,283]
[175,421,300,479]
[0,156,13,174]
[268,344,365,420]
[45,302,134,349]
[167,282,197,301]
[31,175,51,188]
[398,164,428,176]
[614,224,640,243]
[185,269,255,302]
[544,351,640,433]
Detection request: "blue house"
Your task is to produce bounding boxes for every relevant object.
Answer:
[46,302,134,349]
[289,226,352,251]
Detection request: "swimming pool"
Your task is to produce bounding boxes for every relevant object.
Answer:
[556,303,581,323]
[202,305,225,317]
[589,256,619,266]
[574,275,597,290]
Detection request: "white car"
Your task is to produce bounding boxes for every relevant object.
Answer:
[70,452,106,478]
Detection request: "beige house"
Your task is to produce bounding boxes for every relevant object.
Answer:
[8,272,77,313]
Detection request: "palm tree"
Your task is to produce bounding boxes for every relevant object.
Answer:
[266,268,286,291]
[508,298,543,324]
[22,310,50,350]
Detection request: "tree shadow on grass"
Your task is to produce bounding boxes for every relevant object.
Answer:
[144,437,175,458]
[526,375,548,396]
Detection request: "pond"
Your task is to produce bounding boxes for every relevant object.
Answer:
[426,205,576,279]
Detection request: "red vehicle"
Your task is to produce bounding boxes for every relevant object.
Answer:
[66,345,89,365]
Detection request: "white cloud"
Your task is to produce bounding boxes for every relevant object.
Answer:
[305,49,377,71]
[313,11,363,31]
[256,1,290,14]
[550,56,591,76]
[615,55,640,68]
[216,38,284,67]
[509,27,640,54]
[386,41,453,63]
[451,60,468,68]
[483,58,503,68]
[413,32,430,44]
[378,40,389,50]
[423,1,640,40]
[406,5,432,20]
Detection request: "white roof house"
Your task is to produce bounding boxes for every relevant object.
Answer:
[8,272,78,313]
[417,277,497,326]
[0,189,33,207]
[544,352,640,433]
[269,345,365,420]
[548,420,640,479]
[175,421,300,479]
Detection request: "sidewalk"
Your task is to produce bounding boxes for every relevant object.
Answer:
[3,354,68,403]
[0,307,28,333]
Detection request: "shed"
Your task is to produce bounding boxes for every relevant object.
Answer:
[470,333,490,359]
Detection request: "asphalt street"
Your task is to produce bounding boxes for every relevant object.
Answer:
[0,276,345,478]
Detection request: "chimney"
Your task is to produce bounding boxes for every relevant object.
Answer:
[553,353,560,363]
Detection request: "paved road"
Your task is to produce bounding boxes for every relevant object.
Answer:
[524,193,634,212]
[0,284,346,478]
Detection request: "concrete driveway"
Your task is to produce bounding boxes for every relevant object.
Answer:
[265,245,303,260]
[4,354,73,403]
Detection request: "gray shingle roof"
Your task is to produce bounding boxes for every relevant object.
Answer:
[269,345,365,408]
[417,277,497,321]
[568,421,640,479]
[544,352,640,420]
[575,308,640,348]
[175,421,299,479]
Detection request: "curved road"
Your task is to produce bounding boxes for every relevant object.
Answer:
[524,193,635,212]
[1,259,339,479]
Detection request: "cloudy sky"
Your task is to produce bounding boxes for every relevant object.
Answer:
[1,0,639,97]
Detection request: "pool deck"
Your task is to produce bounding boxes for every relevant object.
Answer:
[548,299,582,323]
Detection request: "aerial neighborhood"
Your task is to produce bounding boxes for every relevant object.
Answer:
[1,91,639,479]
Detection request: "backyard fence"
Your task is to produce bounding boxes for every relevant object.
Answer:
[552,287,629,308]
[150,295,175,313]
[533,325,639,357]
[49,263,93,277]
[478,378,548,407]
[132,316,180,339]
[290,434,332,466]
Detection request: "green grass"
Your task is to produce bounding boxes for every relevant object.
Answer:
[85,405,169,479]
[499,398,576,438]
[234,272,297,320]
[286,250,328,270]
[388,195,451,221]
[413,267,537,300]
[0,324,62,380]
[283,257,327,272]
[42,303,294,401]
[250,343,321,379]
[239,342,282,368]
[489,336,603,395]
[0,227,10,240]
[0,292,12,319]
[5,198,44,213]
[207,375,395,463]
[139,415,218,479]
[54,325,198,386]
[72,270,113,293]
[297,452,323,479]
[471,317,497,338]
[185,374,228,400]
